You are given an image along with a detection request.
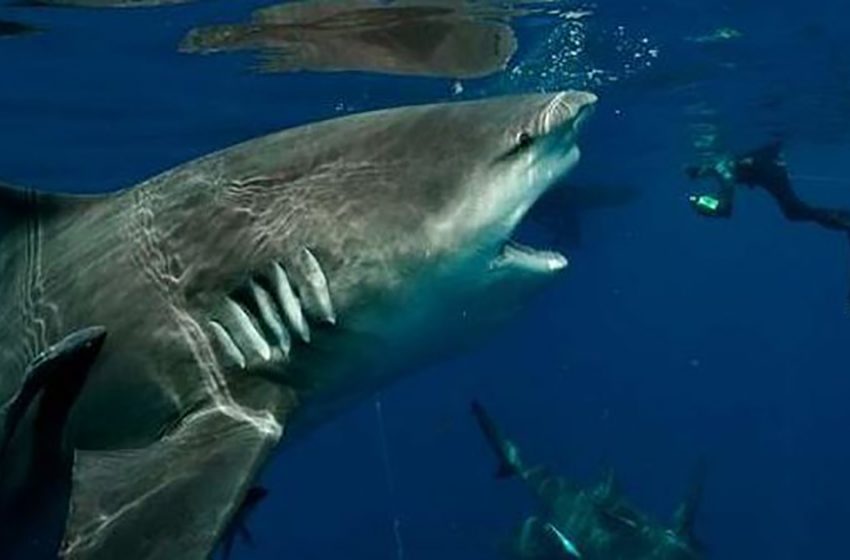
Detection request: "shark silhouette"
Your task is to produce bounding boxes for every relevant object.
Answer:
[0,91,596,559]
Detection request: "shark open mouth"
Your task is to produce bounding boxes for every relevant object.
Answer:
[492,240,569,273]
[489,95,596,276]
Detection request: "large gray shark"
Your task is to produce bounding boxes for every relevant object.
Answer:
[0,90,596,559]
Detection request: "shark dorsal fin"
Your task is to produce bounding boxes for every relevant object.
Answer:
[0,181,103,236]
[0,181,44,216]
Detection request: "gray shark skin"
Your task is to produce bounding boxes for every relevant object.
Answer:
[471,402,703,560]
[509,469,703,560]
[0,91,595,559]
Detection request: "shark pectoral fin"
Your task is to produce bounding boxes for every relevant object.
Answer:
[60,408,282,560]
[0,326,106,466]
[0,327,105,560]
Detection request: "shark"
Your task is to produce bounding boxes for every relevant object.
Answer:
[0,90,596,559]
[471,401,704,560]
[180,0,519,79]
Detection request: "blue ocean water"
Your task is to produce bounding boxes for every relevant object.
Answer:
[3,0,850,558]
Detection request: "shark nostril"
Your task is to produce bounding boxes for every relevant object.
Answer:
[542,90,598,134]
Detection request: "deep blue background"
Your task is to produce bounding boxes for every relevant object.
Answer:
[3,1,850,558]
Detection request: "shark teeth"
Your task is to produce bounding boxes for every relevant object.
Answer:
[207,251,336,375]
[491,241,568,274]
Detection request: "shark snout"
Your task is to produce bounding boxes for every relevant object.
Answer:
[542,90,598,136]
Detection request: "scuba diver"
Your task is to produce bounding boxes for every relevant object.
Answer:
[686,141,850,306]
[686,141,850,231]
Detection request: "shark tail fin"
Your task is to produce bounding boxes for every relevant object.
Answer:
[470,400,524,480]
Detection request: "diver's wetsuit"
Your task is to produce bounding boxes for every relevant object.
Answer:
[686,142,850,232]
[687,142,850,308]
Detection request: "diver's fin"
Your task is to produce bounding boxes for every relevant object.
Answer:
[60,408,282,560]
[0,327,106,468]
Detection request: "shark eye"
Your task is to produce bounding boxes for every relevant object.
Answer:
[516,131,534,149]
[494,130,538,162]
[498,131,536,161]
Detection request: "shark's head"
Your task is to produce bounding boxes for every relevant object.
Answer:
[302,91,597,324]
[169,92,595,407]
[408,91,597,277]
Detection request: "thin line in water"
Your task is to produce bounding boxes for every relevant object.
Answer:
[375,396,405,560]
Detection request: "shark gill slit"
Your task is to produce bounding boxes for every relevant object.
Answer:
[271,261,310,342]
[17,208,49,363]
[207,253,336,380]
[129,189,279,435]
[249,279,291,357]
